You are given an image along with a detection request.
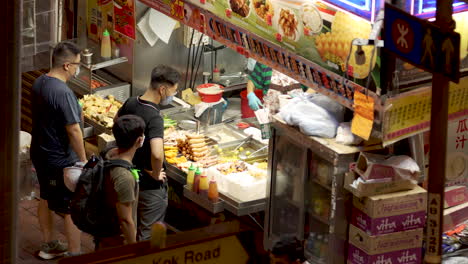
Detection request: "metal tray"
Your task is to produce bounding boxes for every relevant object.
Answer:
[165,161,187,185]
[219,192,266,216]
[83,123,94,138]
[216,140,268,163]
[183,185,224,214]
[84,116,112,135]
[204,126,246,144]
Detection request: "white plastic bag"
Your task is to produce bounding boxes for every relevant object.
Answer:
[336,122,363,145]
[279,97,339,138]
[307,93,345,123]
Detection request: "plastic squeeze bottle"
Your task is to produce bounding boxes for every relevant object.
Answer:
[101,29,112,59]
[212,67,220,83]
[199,174,209,197]
[208,177,219,202]
[186,163,196,190]
[193,167,202,193]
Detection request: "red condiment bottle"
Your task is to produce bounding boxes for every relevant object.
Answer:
[208,177,219,202]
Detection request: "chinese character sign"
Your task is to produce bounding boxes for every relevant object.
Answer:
[114,0,136,40]
[446,115,468,186]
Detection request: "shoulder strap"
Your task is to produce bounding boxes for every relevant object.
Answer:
[104,159,133,170]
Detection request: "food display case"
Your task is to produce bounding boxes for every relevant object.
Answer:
[264,118,365,264]
[163,120,270,216]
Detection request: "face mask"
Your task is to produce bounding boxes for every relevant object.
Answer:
[247,58,256,71]
[74,66,80,78]
[160,95,174,106]
[139,135,145,147]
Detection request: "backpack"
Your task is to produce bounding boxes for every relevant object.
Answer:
[70,156,134,237]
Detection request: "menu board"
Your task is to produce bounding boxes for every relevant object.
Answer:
[382,77,468,146]
[183,0,380,88]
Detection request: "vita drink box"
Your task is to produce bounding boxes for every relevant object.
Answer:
[351,186,427,235]
[348,225,424,255]
[444,186,468,208]
[348,244,422,264]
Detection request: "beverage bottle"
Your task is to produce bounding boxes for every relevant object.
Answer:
[208,177,219,202]
[186,164,196,190]
[212,67,220,82]
[199,175,209,197]
[314,235,323,258]
[306,232,315,253]
[101,29,112,59]
[193,167,202,193]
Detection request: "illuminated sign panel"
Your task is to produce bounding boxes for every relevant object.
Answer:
[320,0,383,21]
[412,0,468,18]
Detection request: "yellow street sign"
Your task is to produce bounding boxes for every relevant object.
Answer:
[111,235,248,264]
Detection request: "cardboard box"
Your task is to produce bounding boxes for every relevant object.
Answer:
[351,207,426,235]
[348,224,423,255]
[345,171,417,198]
[355,153,420,181]
[445,186,468,208]
[444,202,468,232]
[353,186,427,218]
[348,244,422,264]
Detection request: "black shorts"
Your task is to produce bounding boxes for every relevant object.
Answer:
[33,162,74,214]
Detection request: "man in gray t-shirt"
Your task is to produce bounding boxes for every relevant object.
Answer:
[31,41,87,259]
[95,115,146,250]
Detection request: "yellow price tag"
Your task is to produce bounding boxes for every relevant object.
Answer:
[351,91,375,140]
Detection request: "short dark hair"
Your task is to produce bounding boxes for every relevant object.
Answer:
[52,41,81,68]
[150,65,181,90]
[112,115,146,150]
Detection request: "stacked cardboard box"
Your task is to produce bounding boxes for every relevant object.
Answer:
[348,186,427,263]
[443,186,468,231]
[346,153,427,264]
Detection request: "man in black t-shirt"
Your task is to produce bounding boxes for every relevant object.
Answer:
[117,65,180,241]
[31,41,87,259]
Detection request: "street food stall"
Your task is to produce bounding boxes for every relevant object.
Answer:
[22,0,467,262]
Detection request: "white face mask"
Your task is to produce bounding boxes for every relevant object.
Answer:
[140,135,145,147]
[247,58,256,71]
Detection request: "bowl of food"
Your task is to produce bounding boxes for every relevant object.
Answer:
[197,83,224,103]
[253,0,274,25]
[275,7,301,41]
[301,3,323,35]
[229,0,251,18]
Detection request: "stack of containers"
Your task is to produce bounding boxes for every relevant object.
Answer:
[346,153,427,264]
[442,185,468,232]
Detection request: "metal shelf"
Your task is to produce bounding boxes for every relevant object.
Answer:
[82,57,129,71]
[183,185,224,214]
[308,210,330,226]
[313,179,331,192]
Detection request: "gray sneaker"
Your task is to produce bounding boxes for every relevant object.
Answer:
[38,240,68,260]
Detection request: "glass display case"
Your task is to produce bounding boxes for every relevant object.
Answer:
[264,120,362,264]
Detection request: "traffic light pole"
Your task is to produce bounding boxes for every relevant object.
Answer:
[424,0,455,263]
